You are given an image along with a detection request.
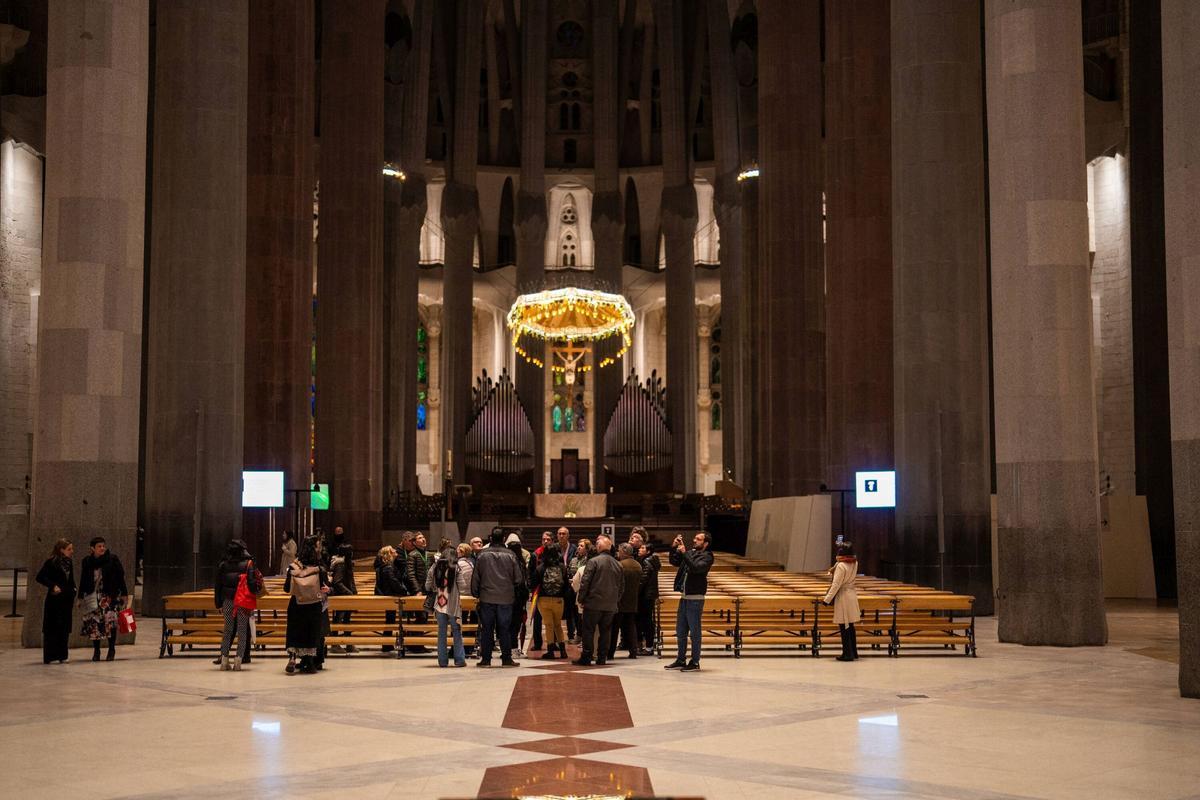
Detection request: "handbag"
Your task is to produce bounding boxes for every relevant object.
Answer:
[234,573,258,611]
[290,564,322,605]
[80,592,99,614]
[117,607,136,635]
[247,560,268,598]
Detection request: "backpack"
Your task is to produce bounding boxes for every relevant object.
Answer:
[290,564,322,605]
[541,563,565,597]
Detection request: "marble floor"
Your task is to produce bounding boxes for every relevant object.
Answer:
[0,606,1197,799]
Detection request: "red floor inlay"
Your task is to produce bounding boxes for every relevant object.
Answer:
[500,672,634,736]
[476,755,654,799]
[502,735,634,756]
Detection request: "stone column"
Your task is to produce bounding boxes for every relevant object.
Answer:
[825,0,893,577]
[315,0,385,548]
[23,0,147,646]
[384,0,432,498]
[985,0,1106,644]
[142,1,247,612]
[654,0,698,493]
[891,0,993,607]
[592,0,623,491]
[755,0,825,498]
[243,0,314,566]
[440,0,483,484]
[741,176,760,495]
[1162,0,1200,699]
[696,304,713,481]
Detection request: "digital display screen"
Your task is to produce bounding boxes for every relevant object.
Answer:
[310,483,330,510]
[855,471,896,509]
[242,471,284,508]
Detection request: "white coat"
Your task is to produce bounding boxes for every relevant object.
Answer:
[823,559,860,625]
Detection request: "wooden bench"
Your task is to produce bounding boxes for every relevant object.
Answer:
[657,595,738,655]
[893,594,976,655]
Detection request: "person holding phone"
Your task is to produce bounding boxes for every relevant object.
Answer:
[664,532,713,673]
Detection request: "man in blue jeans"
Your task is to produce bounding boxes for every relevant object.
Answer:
[470,529,524,667]
[665,531,713,672]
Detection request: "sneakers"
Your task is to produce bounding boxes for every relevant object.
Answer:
[664,660,686,670]
[680,662,701,672]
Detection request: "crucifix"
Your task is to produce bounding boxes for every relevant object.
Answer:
[553,343,588,385]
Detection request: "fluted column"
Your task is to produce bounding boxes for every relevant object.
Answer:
[315,0,385,548]
[440,0,484,484]
[707,0,745,486]
[654,0,698,492]
[142,1,247,612]
[384,0,432,498]
[892,0,993,608]
[22,0,148,646]
[592,0,623,490]
[1162,0,1200,698]
[756,0,825,498]
[986,0,1106,645]
[243,0,314,567]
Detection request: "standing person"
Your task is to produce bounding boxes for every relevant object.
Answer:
[374,546,405,652]
[470,529,523,667]
[554,527,577,641]
[213,540,259,670]
[664,531,713,673]
[396,532,417,594]
[425,546,467,667]
[406,532,430,593]
[636,543,661,655]
[454,543,476,657]
[279,530,297,577]
[36,539,75,664]
[568,537,592,645]
[505,532,531,655]
[609,544,643,660]
[284,537,330,674]
[824,540,860,662]
[78,537,129,663]
[469,536,485,562]
[573,534,623,666]
[329,543,358,653]
[529,531,553,652]
[532,543,568,659]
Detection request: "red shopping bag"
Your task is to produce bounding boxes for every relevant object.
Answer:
[118,607,137,635]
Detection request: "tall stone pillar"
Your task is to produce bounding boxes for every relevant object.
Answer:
[654,0,698,493]
[1162,0,1200,699]
[696,304,713,481]
[891,1,992,608]
[440,0,483,485]
[142,1,247,612]
[706,0,746,486]
[592,0,623,491]
[243,0,314,567]
[741,176,760,495]
[315,0,385,547]
[755,0,825,498]
[23,0,147,645]
[516,0,548,490]
[985,0,1106,644]
[384,0,432,499]
[825,0,893,577]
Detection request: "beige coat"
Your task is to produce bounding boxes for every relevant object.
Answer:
[823,560,860,625]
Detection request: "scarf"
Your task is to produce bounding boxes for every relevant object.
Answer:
[836,556,857,563]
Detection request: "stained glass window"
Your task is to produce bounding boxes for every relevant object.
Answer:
[417,324,428,429]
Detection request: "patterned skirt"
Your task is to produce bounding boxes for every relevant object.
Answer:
[81,595,122,641]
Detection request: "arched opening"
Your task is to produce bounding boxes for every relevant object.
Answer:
[559,102,570,130]
[571,103,582,130]
[497,177,515,265]
[624,177,642,266]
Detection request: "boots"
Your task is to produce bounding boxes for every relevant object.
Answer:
[220,655,231,671]
[92,643,101,662]
[106,638,116,661]
[848,624,859,660]
[559,642,568,659]
[836,624,857,662]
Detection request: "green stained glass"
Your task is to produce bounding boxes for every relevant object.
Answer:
[552,405,563,432]
[417,357,427,384]
[417,325,427,343]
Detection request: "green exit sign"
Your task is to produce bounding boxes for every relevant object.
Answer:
[311,484,330,510]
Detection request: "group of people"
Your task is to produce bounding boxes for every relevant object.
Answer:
[34,524,861,672]
[35,536,131,664]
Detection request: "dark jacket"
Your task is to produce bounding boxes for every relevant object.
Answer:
[670,547,713,595]
[373,558,406,596]
[406,547,430,595]
[330,555,358,596]
[36,558,76,604]
[470,543,524,605]
[394,548,417,595]
[78,552,128,600]
[578,551,624,613]
[639,553,661,602]
[213,556,251,609]
[618,556,642,613]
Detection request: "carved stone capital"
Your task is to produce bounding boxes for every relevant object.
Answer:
[427,388,441,408]
[660,183,699,242]
[697,325,711,340]
[590,190,624,245]
[697,390,712,409]
[515,191,548,244]
[440,180,480,237]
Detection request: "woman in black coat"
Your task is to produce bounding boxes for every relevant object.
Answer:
[283,536,330,674]
[78,536,129,662]
[36,539,76,664]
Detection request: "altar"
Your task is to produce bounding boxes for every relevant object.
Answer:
[533,493,608,519]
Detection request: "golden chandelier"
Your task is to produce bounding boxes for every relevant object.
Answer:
[506,286,635,370]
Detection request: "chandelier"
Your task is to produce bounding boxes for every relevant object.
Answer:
[506,285,635,378]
